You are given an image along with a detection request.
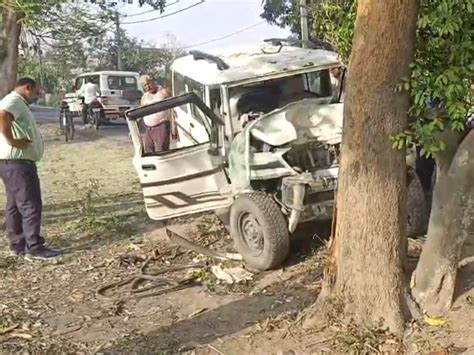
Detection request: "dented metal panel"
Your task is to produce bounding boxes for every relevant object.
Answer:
[250,99,343,146]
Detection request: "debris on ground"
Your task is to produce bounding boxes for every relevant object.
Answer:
[210,265,254,284]
[2,122,474,354]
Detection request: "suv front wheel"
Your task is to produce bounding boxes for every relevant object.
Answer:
[230,193,290,271]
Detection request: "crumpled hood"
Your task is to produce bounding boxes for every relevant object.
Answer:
[249,98,343,146]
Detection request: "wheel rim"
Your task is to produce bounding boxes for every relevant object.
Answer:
[238,212,264,256]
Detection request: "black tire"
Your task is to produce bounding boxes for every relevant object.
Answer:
[407,168,428,237]
[230,193,290,271]
[59,112,69,142]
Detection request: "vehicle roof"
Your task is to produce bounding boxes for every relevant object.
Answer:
[76,71,140,77]
[171,45,342,86]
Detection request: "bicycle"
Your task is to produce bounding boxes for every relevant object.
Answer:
[59,100,74,142]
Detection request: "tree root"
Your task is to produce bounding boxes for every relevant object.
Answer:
[302,292,344,330]
[403,287,422,320]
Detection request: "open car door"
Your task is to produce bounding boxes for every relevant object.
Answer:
[125,93,232,221]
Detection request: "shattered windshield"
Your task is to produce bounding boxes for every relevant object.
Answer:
[230,69,333,118]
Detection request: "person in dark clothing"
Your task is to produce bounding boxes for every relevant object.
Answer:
[415,146,436,193]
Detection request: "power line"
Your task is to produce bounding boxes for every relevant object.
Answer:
[122,0,180,17]
[181,21,266,50]
[121,0,204,25]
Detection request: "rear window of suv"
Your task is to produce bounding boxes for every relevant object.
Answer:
[107,76,137,90]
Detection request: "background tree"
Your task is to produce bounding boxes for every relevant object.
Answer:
[261,0,300,33]
[0,0,166,97]
[92,31,184,85]
[261,0,355,59]
[18,3,113,95]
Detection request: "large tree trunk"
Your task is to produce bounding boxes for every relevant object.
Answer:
[304,0,419,333]
[0,6,22,98]
[411,130,474,315]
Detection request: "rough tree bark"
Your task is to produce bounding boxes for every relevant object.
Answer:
[304,0,419,333]
[412,129,474,315]
[0,5,22,98]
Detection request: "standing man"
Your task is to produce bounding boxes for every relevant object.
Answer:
[78,77,100,126]
[0,78,60,260]
[139,75,178,153]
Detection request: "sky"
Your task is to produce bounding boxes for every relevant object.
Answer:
[118,0,291,52]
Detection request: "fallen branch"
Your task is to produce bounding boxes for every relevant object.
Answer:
[96,263,202,302]
[166,228,243,261]
[0,324,19,335]
[207,344,224,354]
[0,333,33,343]
[305,337,335,348]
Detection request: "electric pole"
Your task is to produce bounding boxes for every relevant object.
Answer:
[115,11,123,70]
[300,0,309,48]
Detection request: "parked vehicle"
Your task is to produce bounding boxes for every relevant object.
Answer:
[69,71,143,126]
[126,40,428,271]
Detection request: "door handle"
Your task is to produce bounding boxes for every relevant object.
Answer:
[142,164,156,171]
[190,122,195,128]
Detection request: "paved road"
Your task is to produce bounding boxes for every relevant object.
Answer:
[31,105,130,143]
[31,105,59,122]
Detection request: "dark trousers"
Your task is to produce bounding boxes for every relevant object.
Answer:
[415,146,436,192]
[144,121,170,153]
[81,104,88,125]
[0,160,44,252]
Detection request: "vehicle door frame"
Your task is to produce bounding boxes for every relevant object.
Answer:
[125,92,229,220]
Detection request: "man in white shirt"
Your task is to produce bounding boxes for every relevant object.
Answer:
[78,77,100,125]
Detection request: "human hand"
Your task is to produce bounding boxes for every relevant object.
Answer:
[171,120,179,141]
[13,138,31,149]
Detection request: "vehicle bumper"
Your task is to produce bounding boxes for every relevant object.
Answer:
[103,105,138,119]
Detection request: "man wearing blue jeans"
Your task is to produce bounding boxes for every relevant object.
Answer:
[0,77,60,261]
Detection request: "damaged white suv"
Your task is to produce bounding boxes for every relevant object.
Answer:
[126,40,426,271]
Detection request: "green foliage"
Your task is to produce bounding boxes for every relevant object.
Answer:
[311,0,355,63]
[400,0,474,154]
[15,2,181,93]
[92,31,184,84]
[18,56,59,93]
[262,0,474,157]
[261,0,299,33]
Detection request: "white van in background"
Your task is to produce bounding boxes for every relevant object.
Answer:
[70,71,143,122]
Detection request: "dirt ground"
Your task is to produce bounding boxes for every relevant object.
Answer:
[1,121,474,355]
